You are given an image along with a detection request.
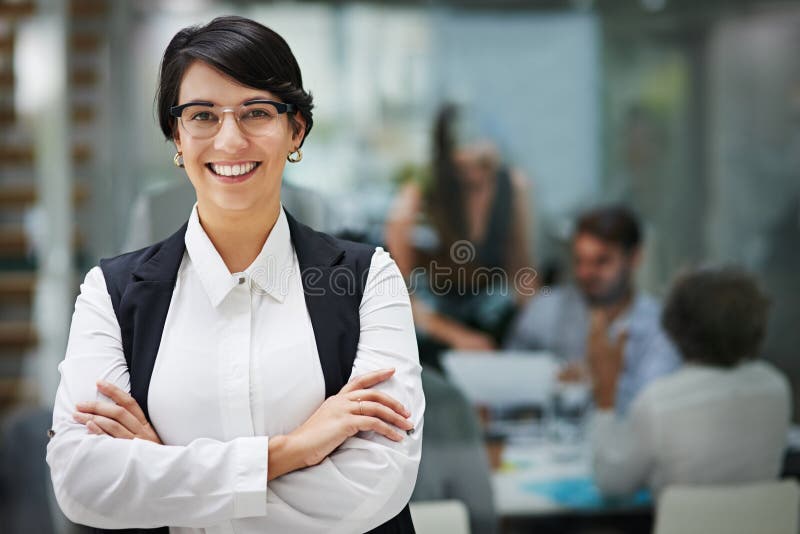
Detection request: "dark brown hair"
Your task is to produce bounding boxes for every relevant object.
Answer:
[574,205,641,253]
[426,104,468,250]
[661,268,770,368]
[156,16,313,146]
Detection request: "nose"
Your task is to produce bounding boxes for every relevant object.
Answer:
[213,110,248,153]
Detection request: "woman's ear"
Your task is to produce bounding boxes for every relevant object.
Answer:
[173,130,182,152]
[291,113,307,148]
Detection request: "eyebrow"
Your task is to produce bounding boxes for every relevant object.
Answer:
[178,98,278,107]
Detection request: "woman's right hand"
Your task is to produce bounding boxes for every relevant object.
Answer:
[288,368,414,468]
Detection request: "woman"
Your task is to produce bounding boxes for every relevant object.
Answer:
[385,104,535,369]
[46,17,423,534]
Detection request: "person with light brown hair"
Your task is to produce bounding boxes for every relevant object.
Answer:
[592,268,791,497]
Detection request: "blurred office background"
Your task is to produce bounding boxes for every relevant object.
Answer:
[0,0,799,532]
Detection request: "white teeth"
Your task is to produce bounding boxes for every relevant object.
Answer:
[210,162,257,177]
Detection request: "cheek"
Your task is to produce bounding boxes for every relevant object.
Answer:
[261,130,296,156]
[600,262,624,282]
[180,141,211,178]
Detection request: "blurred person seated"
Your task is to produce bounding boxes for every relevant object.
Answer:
[386,104,535,371]
[504,205,680,414]
[411,368,497,534]
[0,407,91,534]
[591,268,792,497]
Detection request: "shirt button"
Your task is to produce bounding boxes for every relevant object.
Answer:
[238,276,246,285]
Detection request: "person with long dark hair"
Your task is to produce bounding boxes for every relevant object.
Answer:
[46,16,423,533]
[386,104,535,369]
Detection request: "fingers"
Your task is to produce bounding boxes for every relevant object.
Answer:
[355,401,414,432]
[74,400,140,435]
[354,416,405,442]
[96,381,149,425]
[614,330,629,352]
[559,362,587,383]
[86,420,106,435]
[348,389,410,418]
[73,412,135,439]
[340,368,395,394]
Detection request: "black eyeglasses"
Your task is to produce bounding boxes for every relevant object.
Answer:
[170,100,296,139]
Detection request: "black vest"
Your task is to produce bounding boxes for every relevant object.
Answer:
[93,210,414,534]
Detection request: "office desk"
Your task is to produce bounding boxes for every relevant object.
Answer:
[493,440,653,534]
[494,440,651,516]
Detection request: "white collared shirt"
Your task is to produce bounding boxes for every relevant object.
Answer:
[591,361,790,497]
[47,205,424,534]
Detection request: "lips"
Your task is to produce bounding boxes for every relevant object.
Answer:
[207,161,260,176]
[205,161,261,184]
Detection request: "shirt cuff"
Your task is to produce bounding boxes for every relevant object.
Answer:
[233,436,269,518]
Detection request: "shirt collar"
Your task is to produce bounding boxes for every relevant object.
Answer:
[184,203,294,307]
[608,292,648,337]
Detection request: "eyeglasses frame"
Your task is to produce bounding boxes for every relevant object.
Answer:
[169,100,297,137]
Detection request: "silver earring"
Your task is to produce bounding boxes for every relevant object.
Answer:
[173,151,184,168]
[287,148,303,163]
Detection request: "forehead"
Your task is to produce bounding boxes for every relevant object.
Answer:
[572,233,623,257]
[177,60,278,104]
[453,141,497,161]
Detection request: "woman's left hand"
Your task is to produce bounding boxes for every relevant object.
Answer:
[72,380,162,444]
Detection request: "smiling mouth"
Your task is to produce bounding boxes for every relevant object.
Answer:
[206,162,261,177]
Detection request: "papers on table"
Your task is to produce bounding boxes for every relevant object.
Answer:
[441,350,560,406]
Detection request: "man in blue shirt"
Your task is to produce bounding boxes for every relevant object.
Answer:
[505,205,680,414]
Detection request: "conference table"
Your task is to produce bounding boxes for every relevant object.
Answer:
[441,351,655,531]
[494,439,650,516]
[490,428,653,534]
[442,351,800,533]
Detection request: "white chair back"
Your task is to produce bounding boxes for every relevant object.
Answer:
[654,480,800,534]
[410,500,471,534]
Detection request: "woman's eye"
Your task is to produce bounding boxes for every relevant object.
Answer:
[190,111,217,122]
[243,108,274,120]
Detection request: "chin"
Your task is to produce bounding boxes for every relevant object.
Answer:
[208,191,262,213]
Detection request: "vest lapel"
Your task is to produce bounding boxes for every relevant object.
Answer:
[284,210,354,398]
[121,223,188,421]
[120,211,353,418]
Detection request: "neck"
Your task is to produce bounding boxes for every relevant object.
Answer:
[196,199,281,273]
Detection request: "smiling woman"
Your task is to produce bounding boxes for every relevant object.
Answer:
[45,16,423,534]
[171,61,301,223]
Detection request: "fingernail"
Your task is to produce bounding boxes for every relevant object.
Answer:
[96,380,108,388]
[72,412,84,421]
[75,402,87,409]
